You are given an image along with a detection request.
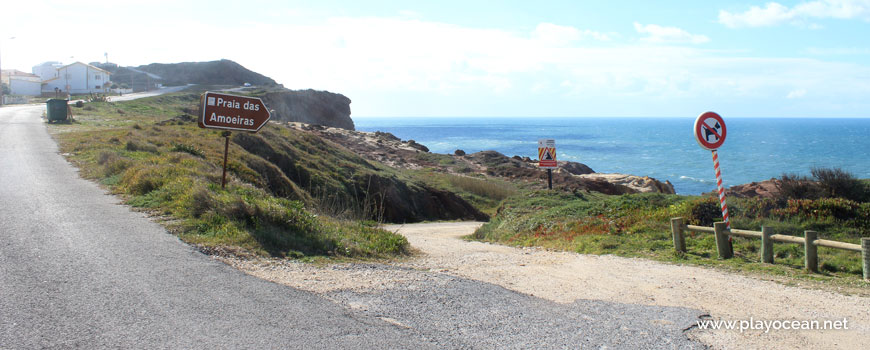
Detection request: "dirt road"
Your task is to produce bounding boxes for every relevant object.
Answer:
[393,222,870,349]
[222,222,869,349]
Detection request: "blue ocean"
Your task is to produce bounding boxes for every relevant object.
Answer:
[355,117,870,195]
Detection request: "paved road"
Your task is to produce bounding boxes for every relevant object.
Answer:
[107,86,190,102]
[0,105,433,349]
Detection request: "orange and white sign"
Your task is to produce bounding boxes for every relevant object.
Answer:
[538,139,557,168]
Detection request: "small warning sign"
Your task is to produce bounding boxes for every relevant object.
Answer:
[538,139,557,169]
[694,111,727,150]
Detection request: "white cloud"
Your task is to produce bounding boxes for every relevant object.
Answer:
[633,22,710,44]
[532,23,611,46]
[719,0,870,28]
[787,89,808,98]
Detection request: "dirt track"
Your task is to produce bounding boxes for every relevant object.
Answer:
[223,222,869,350]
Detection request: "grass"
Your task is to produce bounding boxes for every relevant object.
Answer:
[48,92,410,259]
[473,190,869,289]
[413,171,518,215]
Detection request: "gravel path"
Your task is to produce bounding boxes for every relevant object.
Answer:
[220,235,710,348]
[223,222,870,350]
[219,259,706,349]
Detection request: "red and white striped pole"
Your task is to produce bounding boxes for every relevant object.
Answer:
[711,150,730,230]
[694,111,729,231]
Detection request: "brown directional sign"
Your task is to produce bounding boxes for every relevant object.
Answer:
[199,91,271,132]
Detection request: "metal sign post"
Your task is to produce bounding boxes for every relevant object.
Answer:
[694,111,730,230]
[221,131,231,188]
[538,139,557,190]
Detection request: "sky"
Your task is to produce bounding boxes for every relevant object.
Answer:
[2,0,870,117]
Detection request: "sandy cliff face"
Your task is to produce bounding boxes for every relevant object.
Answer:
[262,90,355,130]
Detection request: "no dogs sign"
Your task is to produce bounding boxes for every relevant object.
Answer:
[694,111,727,150]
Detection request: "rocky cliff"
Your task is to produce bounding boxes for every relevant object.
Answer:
[262,90,355,130]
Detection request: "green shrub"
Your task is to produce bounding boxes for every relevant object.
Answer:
[671,196,723,226]
[126,140,159,153]
[447,175,516,201]
[772,198,870,230]
[97,151,131,177]
[776,173,821,200]
[811,167,867,202]
[170,143,204,158]
[121,165,168,195]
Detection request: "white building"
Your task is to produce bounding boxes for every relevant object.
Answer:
[38,61,112,94]
[1,69,43,96]
[32,61,62,81]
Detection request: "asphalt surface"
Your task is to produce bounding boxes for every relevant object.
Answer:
[0,102,707,349]
[322,263,707,349]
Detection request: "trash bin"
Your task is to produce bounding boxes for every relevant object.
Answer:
[46,99,68,123]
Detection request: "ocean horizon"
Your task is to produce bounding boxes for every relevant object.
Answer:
[355,117,870,195]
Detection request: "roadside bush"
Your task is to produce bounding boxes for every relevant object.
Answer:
[669,196,722,226]
[735,197,778,218]
[772,198,870,229]
[776,173,822,201]
[97,151,130,177]
[121,165,168,195]
[170,143,204,158]
[189,186,214,218]
[126,140,159,153]
[811,167,867,202]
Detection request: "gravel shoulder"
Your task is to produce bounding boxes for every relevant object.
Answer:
[223,221,869,350]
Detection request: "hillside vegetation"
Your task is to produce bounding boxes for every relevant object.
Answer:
[49,90,485,259]
[475,179,870,284]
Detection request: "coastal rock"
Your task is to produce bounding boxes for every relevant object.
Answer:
[558,161,595,175]
[725,178,782,199]
[576,173,676,194]
[407,140,429,152]
[262,89,355,130]
[374,131,401,142]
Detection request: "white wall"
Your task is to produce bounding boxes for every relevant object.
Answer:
[32,64,60,81]
[9,78,41,96]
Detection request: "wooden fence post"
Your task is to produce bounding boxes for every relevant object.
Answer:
[670,217,686,253]
[862,238,869,281]
[805,230,818,273]
[714,222,732,259]
[761,226,774,264]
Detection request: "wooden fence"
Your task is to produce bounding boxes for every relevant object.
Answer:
[670,217,870,281]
